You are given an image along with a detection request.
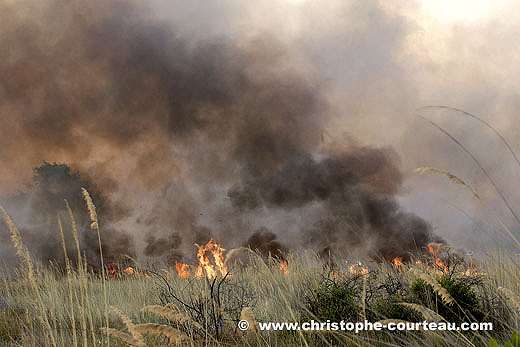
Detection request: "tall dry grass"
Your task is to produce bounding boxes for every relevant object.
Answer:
[0,172,519,346]
[0,236,519,346]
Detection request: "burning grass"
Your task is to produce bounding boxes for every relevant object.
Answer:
[0,188,520,346]
[0,232,519,346]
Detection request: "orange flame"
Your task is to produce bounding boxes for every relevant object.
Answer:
[123,266,135,275]
[106,262,118,279]
[330,270,340,280]
[194,238,228,279]
[279,260,289,275]
[139,271,151,279]
[428,244,448,273]
[174,260,191,278]
[173,239,228,279]
[349,263,368,276]
[392,257,403,268]
[461,268,487,277]
[434,257,448,272]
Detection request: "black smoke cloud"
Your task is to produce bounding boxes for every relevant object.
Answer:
[0,0,439,266]
[244,228,288,260]
[232,141,439,260]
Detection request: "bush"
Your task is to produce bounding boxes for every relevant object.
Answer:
[489,331,519,347]
[411,275,483,324]
[306,280,359,322]
[157,274,256,340]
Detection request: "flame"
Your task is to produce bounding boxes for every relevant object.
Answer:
[174,260,191,278]
[105,263,150,279]
[194,238,228,279]
[279,260,289,275]
[434,257,448,272]
[392,257,403,268]
[349,263,368,276]
[422,245,487,277]
[194,239,219,278]
[330,270,340,280]
[172,239,228,279]
[106,262,118,279]
[139,271,151,278]
[461,268,487,277]
[123,266,135,275]
[427,244,448,273]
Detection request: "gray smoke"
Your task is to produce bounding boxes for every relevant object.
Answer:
[0,163,135,268]
[0,0,448,267]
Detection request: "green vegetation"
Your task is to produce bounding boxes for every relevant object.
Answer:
[489,331,520,347]
[306,280,360,322]
[411,275,483,324]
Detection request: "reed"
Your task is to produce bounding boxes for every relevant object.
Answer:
[415,167,520,249]
[82,188,109,346]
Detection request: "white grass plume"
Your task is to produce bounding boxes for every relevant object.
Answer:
[240,307,259,335]
[100,328,146,347]
[410,268,454,305]
[397,302,445,322]
[133,323,188,345]
[499,287,520,314]
[415,167,520,249]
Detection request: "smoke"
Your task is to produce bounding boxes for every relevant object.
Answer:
[4,0,495,267]
[0,163,135,268]
[244,228,288,260]
[230,139,442,260]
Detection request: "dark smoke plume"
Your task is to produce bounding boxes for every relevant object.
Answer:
[0,0,440,266]
[232,141,439,260]
[244,228,288,260]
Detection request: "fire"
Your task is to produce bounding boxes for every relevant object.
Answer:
[434,257,448,272]
[329,270,339,280]
[106,262,118,279]
[139,271,151,278]
[175,260,191,278]
[461,268,487,277]
[420,244,486,277]
[123,266,134,275]
[392,257,403,268]
[279,260,289,275]
[104,263,150,279]
[427,244,448,273]
[348,263,368,276]
[173,239,228,279]
[194,238,227,278]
